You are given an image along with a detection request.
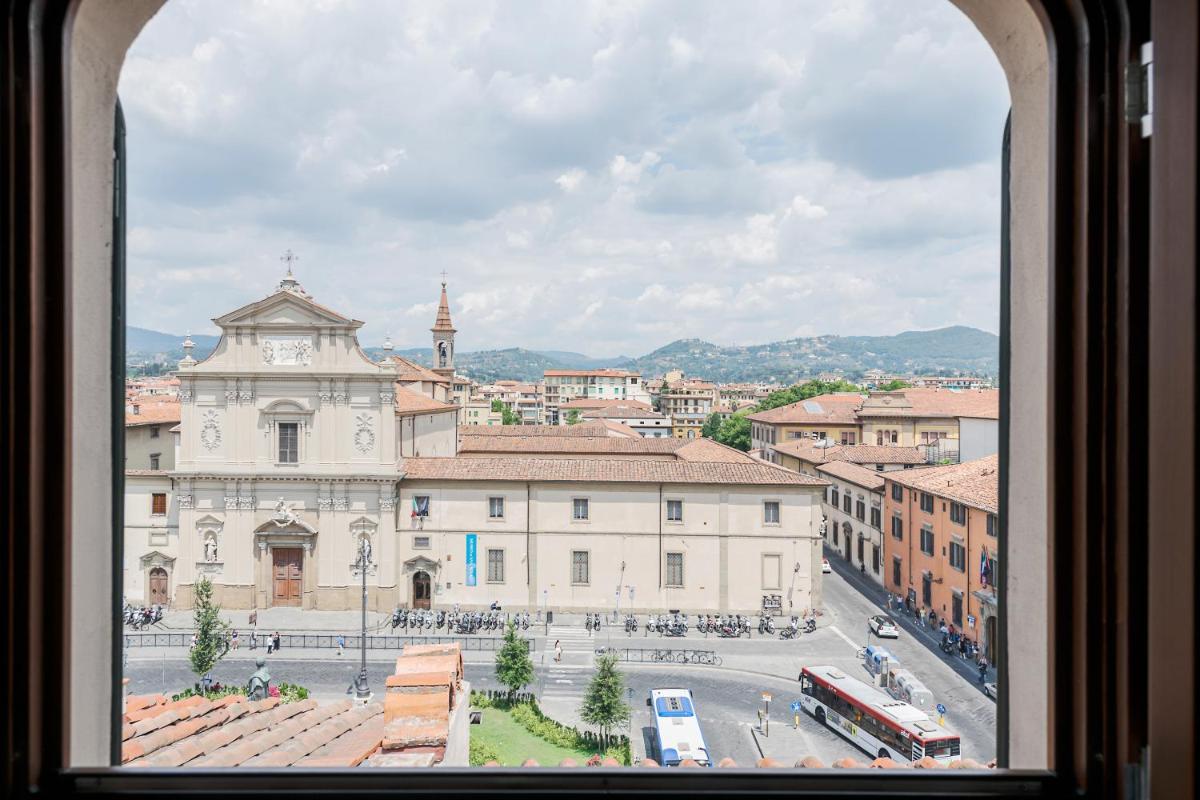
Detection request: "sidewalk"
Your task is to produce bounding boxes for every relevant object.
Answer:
[124,645,500,664]
[823,546,997,689]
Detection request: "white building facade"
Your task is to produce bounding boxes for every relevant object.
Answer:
[817,461,886,587]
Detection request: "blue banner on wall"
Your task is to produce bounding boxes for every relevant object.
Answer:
[465,533,477,587]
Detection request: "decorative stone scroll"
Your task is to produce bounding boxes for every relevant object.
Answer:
[200,409,222,452]
[354,413,375,454]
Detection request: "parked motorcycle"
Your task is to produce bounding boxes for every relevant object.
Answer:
[780,616,801,639]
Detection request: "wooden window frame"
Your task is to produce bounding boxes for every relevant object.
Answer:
[2,0,1188,798]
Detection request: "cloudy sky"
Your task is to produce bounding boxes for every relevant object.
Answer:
[120,0,1009,357]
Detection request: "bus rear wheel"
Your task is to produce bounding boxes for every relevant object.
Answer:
[815,708,826,727]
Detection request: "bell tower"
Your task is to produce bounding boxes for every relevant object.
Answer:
[431,278,456,380]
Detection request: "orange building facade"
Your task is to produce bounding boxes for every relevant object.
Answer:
[882,455,1000,662]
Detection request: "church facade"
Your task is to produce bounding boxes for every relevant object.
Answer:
[131,271,826,614]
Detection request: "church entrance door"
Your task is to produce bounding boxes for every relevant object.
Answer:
[413,571,431,609]
[272,548,303,607]
[149,567,168,606]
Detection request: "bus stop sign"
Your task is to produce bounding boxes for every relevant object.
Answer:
[789,700,802,714]
[936,703,947,715]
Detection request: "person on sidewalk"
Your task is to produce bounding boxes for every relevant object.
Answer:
[249,630,257,651]
[337,634,345,656]
[978,656,989,683]
[231,629,239,651]
[272,632,281,653]
[554,639,562,663]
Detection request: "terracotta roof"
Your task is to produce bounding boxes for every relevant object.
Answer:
[121,695,385,768]
[747,394,865,425]
[458,436,685,456]
[125,400,182,427]
[597,419,643,438]
[771,440,927,466]
[558,398,652,411]
[401,457,828,486]
[579,406,666,420]
[885,454,999,512]
[816,461,887,491]
[458,423,610,438]
[673,438,759,464]
[431,282,456,333]
[390,356,449,384]
[856,388,999,420]
[394,387,458,417]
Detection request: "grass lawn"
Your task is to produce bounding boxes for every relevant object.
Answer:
[470,705,598,766]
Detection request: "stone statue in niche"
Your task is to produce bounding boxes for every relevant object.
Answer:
[204,534,218,563]
[246,657,272,701]
[359,534,372,566]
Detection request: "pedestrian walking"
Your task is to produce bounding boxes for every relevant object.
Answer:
[273,632,281,653]
[978,656,989,683]
[554,639,562,663]
[250,630,257,650]
[231,629,239,651]
[337,634,345,656]
[190,632,197,650]
[267,633,274,655]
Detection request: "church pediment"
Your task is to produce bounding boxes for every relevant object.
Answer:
[214,289,360,330]
[402,555,441,574]
[140,550,177,568]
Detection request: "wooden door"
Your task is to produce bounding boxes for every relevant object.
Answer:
[272,548,303,607]
[148,568,168,606]
[413,571,431,609]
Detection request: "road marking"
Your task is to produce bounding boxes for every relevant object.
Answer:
[828,625,861,651]
[554,679,573,684]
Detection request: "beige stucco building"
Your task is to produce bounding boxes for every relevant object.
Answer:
[129,273,827,615]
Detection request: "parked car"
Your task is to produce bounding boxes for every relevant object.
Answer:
[984,682,998,701]
[821,558,832,574]
[868,614,899,638]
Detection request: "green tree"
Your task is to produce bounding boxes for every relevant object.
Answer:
[756,379,862,412]
[579,652,631,747]
[565,409,581,425]
[494,622,534,699]
[713,413,751,451]
[700,411,723,439]
[879,379,910,391]
[501,406,520,425]
[490,399,504,412]
[188,576,230,681]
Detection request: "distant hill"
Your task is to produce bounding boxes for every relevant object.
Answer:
[128,325,998,383]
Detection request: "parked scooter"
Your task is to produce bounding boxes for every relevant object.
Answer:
[779,616,801,640]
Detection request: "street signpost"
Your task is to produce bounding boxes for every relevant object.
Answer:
[790,699,802,729]
[762,691,772,737]
[936,702,947,726]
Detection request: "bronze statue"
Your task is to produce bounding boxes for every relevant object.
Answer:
[247,656,271,701]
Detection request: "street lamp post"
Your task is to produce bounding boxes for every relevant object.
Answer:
[347,536,374,703]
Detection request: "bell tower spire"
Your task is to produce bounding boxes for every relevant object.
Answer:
[431,276,456,380]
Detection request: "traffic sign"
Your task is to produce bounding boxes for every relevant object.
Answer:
[761,692,773,703]
[936,703,947,715]
[789,700,802,713]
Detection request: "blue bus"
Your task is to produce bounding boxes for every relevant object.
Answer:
[646,687,712,767]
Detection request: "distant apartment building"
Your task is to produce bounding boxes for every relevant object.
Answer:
[543,369,648,424]
[748,393,865,452]
[123,398,181,606]
[450,374,476,408]
[749,388,999,462]
[460,399,502,427]
[557,397,652,426]
[818,461,886,586]
[883,454,1000,662]
[579,405,672,437]
[660,378,717,439]
[911,375,994,390]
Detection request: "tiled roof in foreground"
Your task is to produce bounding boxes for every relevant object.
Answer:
[401,457,828,486]
[394,387,458,416]
[458,435,685,455]
[771,441,927,465]
[816,461,887,491]
[122,695,384,768]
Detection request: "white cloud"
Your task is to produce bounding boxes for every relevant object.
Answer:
[555,168,586,192]
[120,0,1007,354]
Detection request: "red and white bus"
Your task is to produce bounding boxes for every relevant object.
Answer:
[798,665,961,763]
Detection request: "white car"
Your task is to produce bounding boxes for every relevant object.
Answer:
[821,558,832,574]
[868,614,899,638]
[984,682,998,701]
